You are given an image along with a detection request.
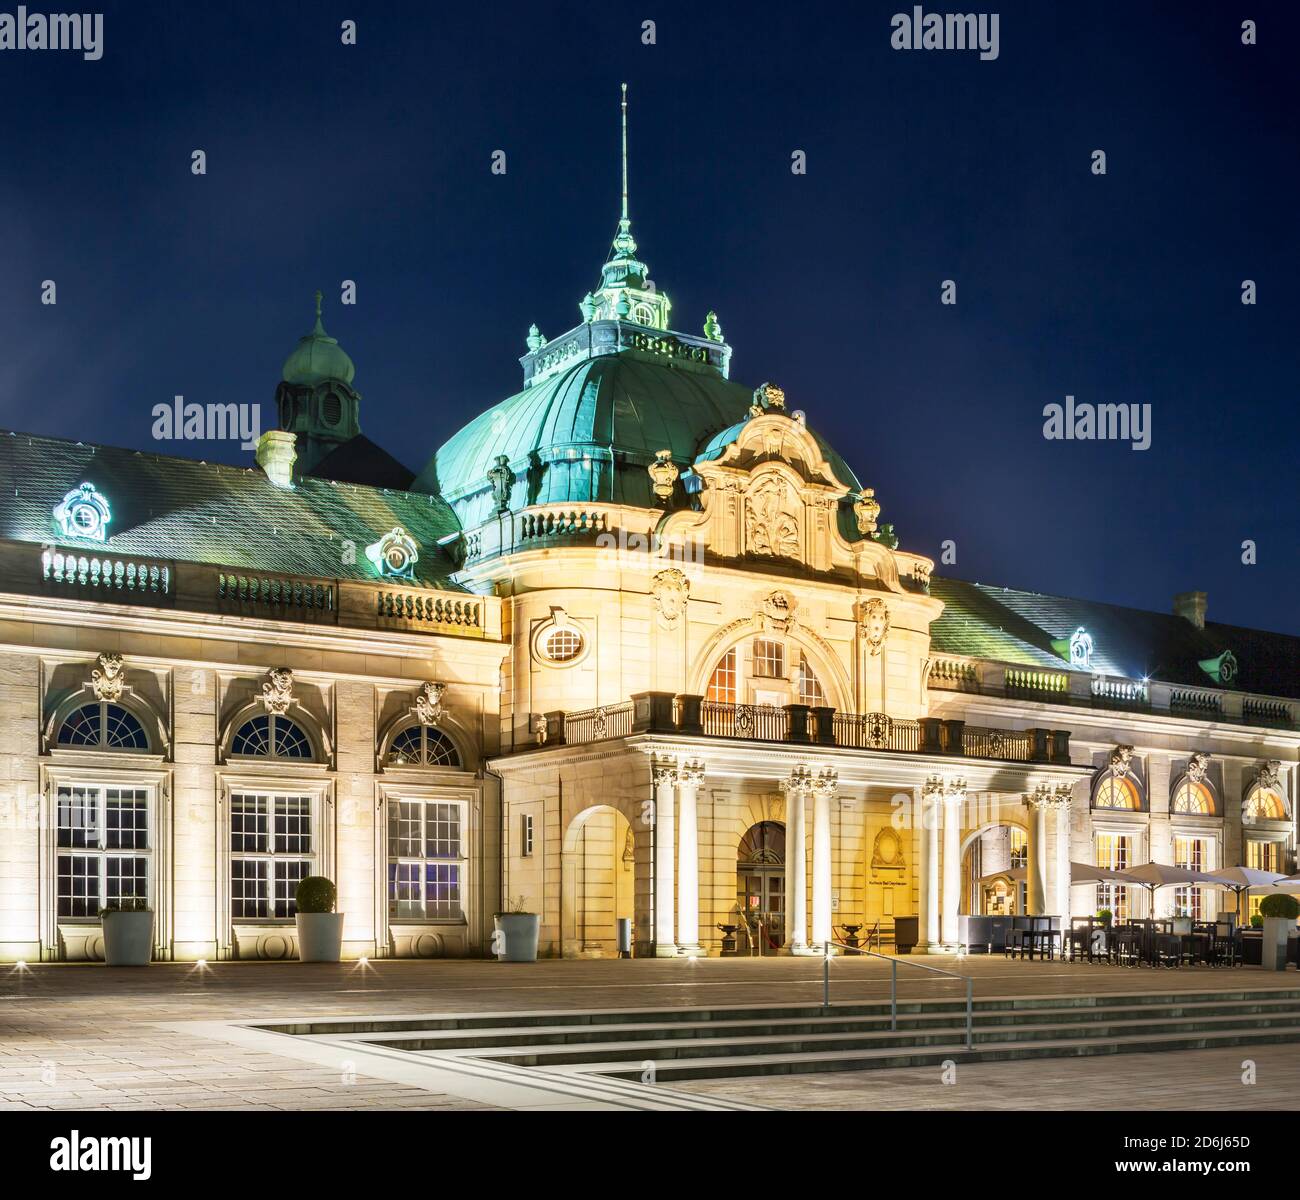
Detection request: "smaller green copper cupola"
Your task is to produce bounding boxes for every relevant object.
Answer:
[275,291,363,474]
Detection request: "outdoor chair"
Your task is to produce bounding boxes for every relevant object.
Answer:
[1003,927,1026,959]
[1112,927,1142,966]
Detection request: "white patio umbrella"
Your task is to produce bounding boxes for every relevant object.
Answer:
[1123,862,1224,918]
[1248,880,1300,895]
[1208,867,1288,923]
[1071,863,1140,884]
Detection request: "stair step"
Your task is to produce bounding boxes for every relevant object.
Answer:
[425,1010,1300,1067]
[355,997,1300,1052]
[562,1025,1300,1082]
[271,987,1300,1038]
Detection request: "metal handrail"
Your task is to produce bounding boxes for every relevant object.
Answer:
[821,940,973,1050]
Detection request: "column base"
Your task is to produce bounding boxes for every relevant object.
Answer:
[787,944,822,957]
[677,943,706,958]
[653,943,680,958]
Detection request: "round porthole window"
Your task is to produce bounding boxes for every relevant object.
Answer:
[545,628,583,663]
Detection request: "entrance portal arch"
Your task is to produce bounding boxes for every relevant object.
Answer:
[561,805,635,958]
[960,821,1028,916]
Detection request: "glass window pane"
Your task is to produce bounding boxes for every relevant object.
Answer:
[273,859,310,918]
[230,795,268,853]
[57,785,98,849]
[231,858,269,919]
[57,854,100,918]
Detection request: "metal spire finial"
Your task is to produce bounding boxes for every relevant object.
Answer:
[620,82,629,225]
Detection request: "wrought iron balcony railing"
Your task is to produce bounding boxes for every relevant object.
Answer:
[541,693,1068,765]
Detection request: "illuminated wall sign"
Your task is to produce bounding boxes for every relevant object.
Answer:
[53,482,111,542]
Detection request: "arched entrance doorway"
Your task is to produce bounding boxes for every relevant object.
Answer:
[961,823,1028,916]
[561,806,635,958]
[737,821,785,954]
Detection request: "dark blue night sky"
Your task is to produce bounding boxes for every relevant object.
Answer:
[1,1,1296,632]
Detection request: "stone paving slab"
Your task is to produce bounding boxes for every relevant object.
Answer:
[2,956,1297,1111]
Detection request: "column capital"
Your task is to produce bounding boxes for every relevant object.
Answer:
[781,765,814,796]
[1025,781,1071,810]
[678,758,706,786]
[943,776,967,803]
[651,756,679,787]
[811,766,839,798]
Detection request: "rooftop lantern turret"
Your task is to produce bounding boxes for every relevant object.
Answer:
[274,291,363,475]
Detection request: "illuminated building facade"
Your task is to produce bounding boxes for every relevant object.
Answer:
[0,104,1296,964]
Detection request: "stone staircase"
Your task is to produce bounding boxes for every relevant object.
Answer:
[307,987,1300,1083]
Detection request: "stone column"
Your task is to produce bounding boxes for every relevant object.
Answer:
[1024,785,1050,916]
[923,778,942,950]
[782,767,810,953]
[676,759,705,956]
[1054,784,1073,920]
[941,778,965,949]
[810,768,838,948]
[652,758,678,957]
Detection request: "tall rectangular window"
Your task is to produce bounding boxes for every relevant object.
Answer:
[521,812,534,858]
[1095,832,1131,922]
[230,793,314,919]
[56,786,150,918]
[795,653,826,706]
[388,799,465,920]
[752,639,785,679]
[1174,836,1211,920]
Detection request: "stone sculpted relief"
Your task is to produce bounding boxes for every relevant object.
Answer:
[651,567,689,627]
[857,597,890,656]
[91,652,125,701]
[745,476,800,560]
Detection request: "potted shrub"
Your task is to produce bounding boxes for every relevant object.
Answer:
[1250,913,1265,929]
[100,898,154,966]
[1095,909,1113,928]
[493,896,540,962]
[295,876,344,963]
[1258,894,1299,971]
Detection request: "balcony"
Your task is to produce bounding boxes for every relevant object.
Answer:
[543,693,1069,764]
[928,654,1298,732]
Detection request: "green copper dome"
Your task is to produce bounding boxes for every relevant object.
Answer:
[281,292,356,387]
[416,351,866,536]
[415,354,754,528]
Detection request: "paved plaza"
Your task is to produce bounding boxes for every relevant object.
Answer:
[2,956,1298,1111]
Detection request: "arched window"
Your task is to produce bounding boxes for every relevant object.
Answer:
[387,724,461,768]
[56,702,149,752]
[1245,785,1287,822]
[738,821,785,865]
[230,714,313,760]
[1172,778,1215,815]
[1092,772,1141,810]
[796,652,826,706]
[706,647,737,704]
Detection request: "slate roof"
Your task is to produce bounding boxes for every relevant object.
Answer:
[0,430,463,588]
[305,434,416,490]
[930,577,1300,701]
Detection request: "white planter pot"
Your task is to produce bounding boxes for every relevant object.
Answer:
[101,910,154,966]
[295,912,345,962]
[494,913,540,962]
[1261,917,1293,971]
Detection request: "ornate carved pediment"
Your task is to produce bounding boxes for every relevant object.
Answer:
[1185,751,1210,783]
